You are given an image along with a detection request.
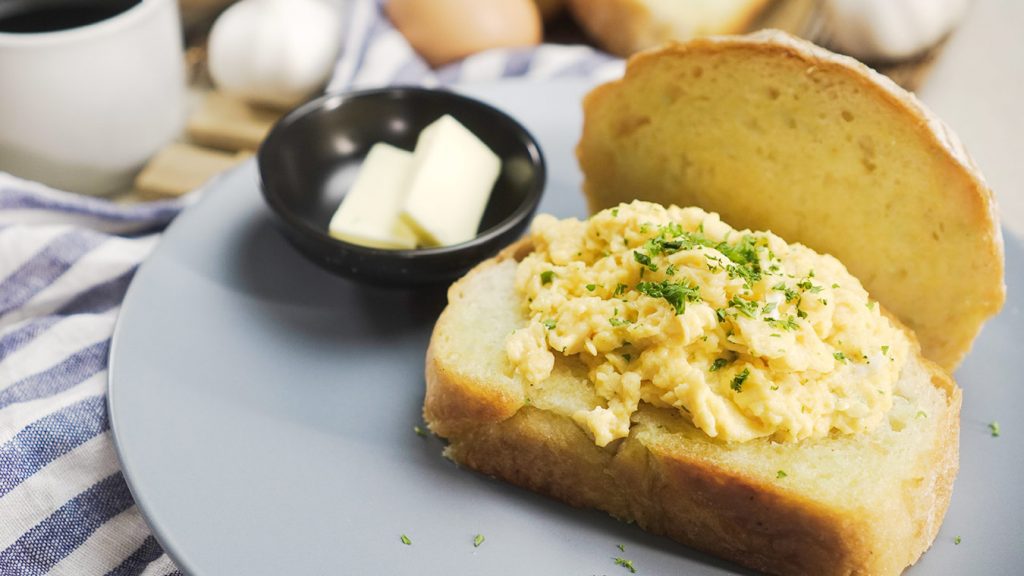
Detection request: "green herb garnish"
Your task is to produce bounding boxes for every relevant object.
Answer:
[633,250,658,272]
[414,425,427,437]
[542,319,557,330]
[834,351,848,363]
[731,368,750,392]
[954,536,962,545]
[768,316,800,331]
[613,557,638,573]
[772,282,799,302]
[610,316,630,327]
[586,284,597,292]
[540,270,555,285]
[776,470,788,479]
[990,421,1001,437]
[710,358,731,372]
[400,534,412,545]
[636,279,702,314]
[728,296,758,318]
[473,534,485,547]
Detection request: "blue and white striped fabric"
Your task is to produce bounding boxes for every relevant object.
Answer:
[0,1,620,574]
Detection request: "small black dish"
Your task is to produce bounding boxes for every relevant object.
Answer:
[257,87,546,286]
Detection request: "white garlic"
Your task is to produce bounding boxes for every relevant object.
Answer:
[208,0,344,109]
[822,0,972,62]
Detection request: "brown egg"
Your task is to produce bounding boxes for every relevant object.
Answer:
[386,0,543,67]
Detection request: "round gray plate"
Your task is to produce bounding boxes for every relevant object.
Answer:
[109,81,1024,575]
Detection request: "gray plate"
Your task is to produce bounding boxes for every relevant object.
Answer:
[109,81,1024,575]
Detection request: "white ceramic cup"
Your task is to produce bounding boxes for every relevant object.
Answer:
[0,0,186,196]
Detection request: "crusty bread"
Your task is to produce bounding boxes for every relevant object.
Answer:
[566,0,773,57]
[425,239,961,576]
[577,30,1005,372]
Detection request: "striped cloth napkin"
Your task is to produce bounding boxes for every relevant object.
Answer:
[0,1,620,574]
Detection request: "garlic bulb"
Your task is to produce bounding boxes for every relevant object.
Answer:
[208,0,344,109]
[822,0,971,62]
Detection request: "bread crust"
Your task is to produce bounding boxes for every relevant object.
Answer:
[577,30,1005,370]
[567,0,773,57]
[424,244,962,575]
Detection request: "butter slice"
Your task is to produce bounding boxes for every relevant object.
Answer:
[328,143,418,249]
[401,115,501,246]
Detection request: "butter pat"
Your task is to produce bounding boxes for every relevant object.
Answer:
[401,115,501,246]
[328,143,418,249]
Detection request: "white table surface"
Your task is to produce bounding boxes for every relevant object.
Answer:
[917,0,1024,238]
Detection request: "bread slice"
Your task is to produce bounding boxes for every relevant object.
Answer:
[566,0,773,57]
[425,240,961,576]
[576,30,1005,371]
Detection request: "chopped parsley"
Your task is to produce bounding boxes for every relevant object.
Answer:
[400,534,412,545]
[542,319,557,330]
[636,279,702,315]
[728,296,759,318]
[954,536,962,545]
[866,301,876,310]
[832,283,840,289]
[881,345,890,355]
[610,316,630,327]
[413,425,427,437]
[768,315,800,331]
[772,282,799,302]
[833,351,848,363]
[665,263,677,276]
[613,556,638,573]
[617,544,626,552]
[540,270,555,285]
[586,283,597,292]
[611,208,619,217]
[614,283,628,297]
[990,421,1001,437]
[710,357,732,372]
[916,410,928,419]
[731,368,750,392]
[776,470,788,479]
[633,250,658,271]
[473,534,485,547]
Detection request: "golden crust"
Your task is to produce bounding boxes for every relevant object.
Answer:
[424,247,962,575]
[577,30,1005,371]
[567,0,773,57]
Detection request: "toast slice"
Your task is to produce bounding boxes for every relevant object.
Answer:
[424,239,961,576]
[577,30,1005,371]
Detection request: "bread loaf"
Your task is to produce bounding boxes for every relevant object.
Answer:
[566,0,772,56]
[577,30,1004,371]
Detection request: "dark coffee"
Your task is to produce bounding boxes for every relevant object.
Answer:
[0,0,141,33]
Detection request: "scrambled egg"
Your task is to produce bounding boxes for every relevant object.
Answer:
[505,201,910,445]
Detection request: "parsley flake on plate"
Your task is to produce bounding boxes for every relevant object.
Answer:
[613,556,638,573]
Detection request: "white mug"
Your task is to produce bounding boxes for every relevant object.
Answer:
[0,0,186,196]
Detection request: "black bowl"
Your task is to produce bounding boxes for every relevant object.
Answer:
[257,87,546,286]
